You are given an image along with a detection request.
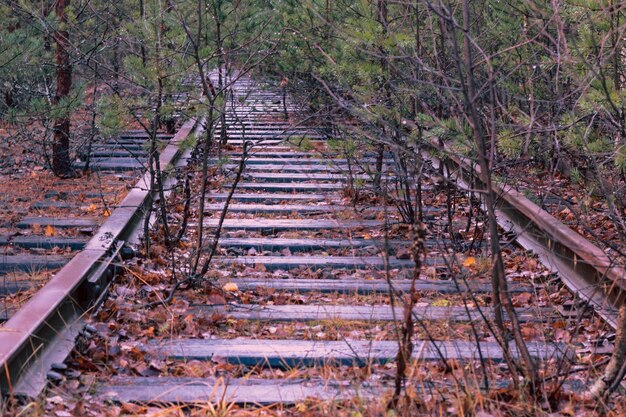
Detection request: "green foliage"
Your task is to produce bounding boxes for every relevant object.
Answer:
[96,96,125,138]
[290,137,315,151]
[3,0,626,185]
[570,167,584,185]
[498,130,524,159]
[615,146,626,172]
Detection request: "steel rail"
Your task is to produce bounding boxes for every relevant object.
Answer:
[423,144,625,329]
[0,119,198,401]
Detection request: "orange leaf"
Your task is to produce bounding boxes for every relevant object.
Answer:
[222,282,239,292]
[45,225,56,237]
[463,257,476,267]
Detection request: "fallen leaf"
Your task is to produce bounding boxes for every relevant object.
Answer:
[207,293,227,305]
[45,224,56,237]
[463,257,476,267]
[82,203,98,213]
[424,266,437,278]
[222,282,239,292]
[121,402,145,415]
[512,292,532,306]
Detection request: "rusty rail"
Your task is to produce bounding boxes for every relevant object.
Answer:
[0,119,198,400]
[424,145,625,328]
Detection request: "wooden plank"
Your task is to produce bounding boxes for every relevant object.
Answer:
[235,151,329,158]
[224,134,326,140]
[204,204,354,214]
[224,164,389,173]
[0,280,37,295]
[192,304,551,323]
[235,146,324,158]
[224,131,319,136]
[213,255,417,270]
[88,376,588,405]
[89,150,148,158]
[206,193,335,202]
[0,236,87,250]
[119,133,172,139]
[89,157,147,165]
[0,255,69,273]
[37,190,112,200]
[91,144,146,152]
[242,173,390,183]
[219,120,312,125]
[144,338,572,366]
[217,278,531,294]
[229,109,300,113]
[75,160,145,172]
[105,138,146,144]
[31,201,74,210]
[220,117,311,121]
[224,133,321,139]
[211,157,377,165]
[97,377,382,405]
[241,146,309,152]
[216,237,410,250]
[205,205,443,217]
[230,183,344,192]
[218,122,308,128]
[224,140,286,145]
[16,217,98,229]
[231,151,392,158]
[227,140,326,146]
[203,219,383,231]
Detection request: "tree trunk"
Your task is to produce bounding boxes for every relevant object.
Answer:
[139,0,147,67]
[4,90,14,108]
[373,0,389,193]
[52,0,73,177]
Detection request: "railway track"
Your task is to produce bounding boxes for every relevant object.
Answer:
[1,74,624,412]
[0,114,198,399]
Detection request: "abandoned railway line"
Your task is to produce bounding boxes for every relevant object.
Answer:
[0,75,624,411]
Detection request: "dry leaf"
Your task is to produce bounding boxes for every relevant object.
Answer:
[45,224,56,237]
[82,203,98,213]
[462,256,476,267]
[512,292,532,306]
[207,293,227,305]
[121,402,145,415]
[222,282,239,292]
